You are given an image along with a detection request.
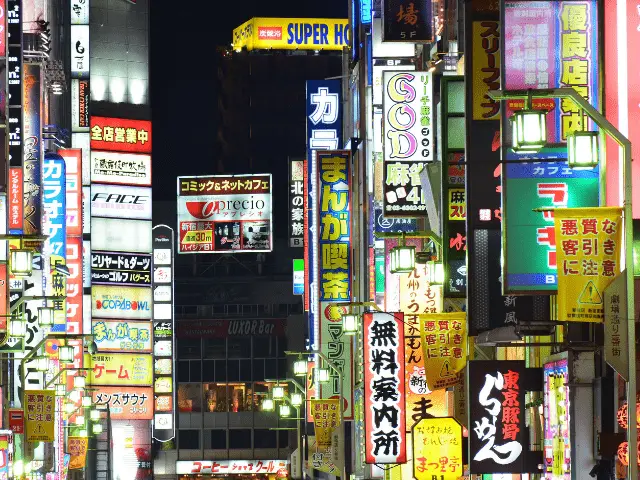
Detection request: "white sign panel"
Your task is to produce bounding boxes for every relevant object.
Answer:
[91,217,152,253]
[72,133,91,185]
[91,151,152,186]
[92,285,152,320]
[175,460,290,475]
[91,185,152,220]
[383,71,434,162]
[372,63,415,105]
[70,25,89,78]
[372,17,414,58]
[70,0,90,24]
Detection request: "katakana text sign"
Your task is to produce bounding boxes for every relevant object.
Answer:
[91,251,152,287]
[419,312,466,391]
[472,21,500,120]
[364,312,406,464]
[89,353,153,386]
[176,460,289,475]
[310,399,341,448]
[92,386,153,420]
[25,390,55,442]
[543,357,571,479]
[90,117,152,154]
[177,174,272,254]
[469,360,526,473]
[554,207,622,322]
[413,417,463,480]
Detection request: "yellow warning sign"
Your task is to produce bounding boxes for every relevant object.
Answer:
[578,281,602,304]
[420,312,467,391]
[555,207,623,323]
[24,390,55,442]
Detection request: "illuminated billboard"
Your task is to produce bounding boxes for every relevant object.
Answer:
[89,353,153,386]
[91,217,152,253]
[91,285,152,320]
[92,320,153,353]
[232,18,349,51]
[92,386,153,420]
[177,174,272,254]
[90,151,152,186]
[90,117,152,154]
[90,185,152,220]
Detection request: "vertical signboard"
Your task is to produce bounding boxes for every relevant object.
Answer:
[317,151,353,420]
[468,360,528,474]
[43,153,67,332]
[543,356,571,480]
[23,63,41,235]
[382,0,434,42]
[7,0,22,233]
[177,175,272,253]
[306,79,342,351]
[70,25,89,79]
[24,390,55,442]
[382,71,433,217]
[152,225,174,442]
[503,0,600,292]
[289,159,305,247]
[363,312,406,464]
[554,207,622,323]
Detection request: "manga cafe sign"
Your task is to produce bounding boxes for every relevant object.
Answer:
[468,360,541,473]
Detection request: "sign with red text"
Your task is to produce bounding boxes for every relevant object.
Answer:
[554,207,622,322]
[89,353,153,386]
[413,417,463,480]
[24,390,55,442]
[177,174,272,253]
[419,312,467,390]
[90,117,151,153]
[176,460,289,475]
[469,361,526,473]
[364,312,406,464]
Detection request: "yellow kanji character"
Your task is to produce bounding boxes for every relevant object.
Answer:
[114,127,126,142]
[91,124,103,141]
[126,127,137,143]
[321,272,349,299]
[561,58,588,86]
[561,32,587,58]
[103,126,114,142]
[560,86,588,114]
[562,112,584,139]
[561,4,587,31]
[322,243,348,270]
[138,129,149,144]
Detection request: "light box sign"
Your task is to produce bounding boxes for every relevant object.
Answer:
[289,159,305,247]
[90,151,152,186]
[306,79,343,352]
[71,79,90,132]
[70,25,89,79]
[91,285,152,320]
[91,184,152,220]
[92,320,152,353]
[382,0,433,42]
[543,357,570,480]
[176,461,289,475]
[177,174,272,254]
[293,259,304,295]
[152,225,175,442]
[8,0,22,170]
[91,217,152,254]
[383,71,433,217]
[503,150,599,293]
[90,117,151,154]
[89,353,153,386]
[364,312,405,464]
[317,151,354,420]
[468,360,526,473]
[66,237,83,334]
[91,251,151,286]
[413,417,463,480]
[60,149,83,237]
[504,0,598,143]
[23,63,42,236]
[70,0,89,25]
[232,17,349,51]
[92,386,153,421]
[8,168,22,232]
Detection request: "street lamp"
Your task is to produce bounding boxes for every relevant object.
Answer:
[290,392,304,407]
[567,130,599,169]
[261,398,275,412]
[272,385,285,400]
[58,345,75,363]
[10,249,33,276]
[317,368,330,383]
[92,423,103,434]
[74,415,85,426]
[489,87,636,480]
[90,409,101,422]
[279,404,291,418]
[428,260,445,285]
[293,357,307,377]
[37,306,54,327]
[73,375,86,389]
[389,235,415,274]
[81,396,92,407]
[341,313,359,335]
[34,356,49,372]
[10,318,26,337]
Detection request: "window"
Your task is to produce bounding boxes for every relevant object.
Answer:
[202,360,215,382]
[210,430,226,449]
[177,361,190,382]
[277,337,288,357]
[240,359,252,382]
[227,360,240,382]
[203,383,228,413]
[252,359,265,381]
[253,337,275,358]
[228,337,251,358]
[229,383,253,412]
[177,338,201,359]
[229,429,251,449]
[177,383,201,412]
[179,430,199,449]
[190,361,202,382]
[203,338,226,359]
[254,429,277,448]
[278,430,289,448]
[215,360,227,382]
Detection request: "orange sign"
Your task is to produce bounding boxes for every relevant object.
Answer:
[92,386,153,420]
[90,116,152,154]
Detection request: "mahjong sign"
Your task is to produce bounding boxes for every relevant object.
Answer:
[503,150,599,293]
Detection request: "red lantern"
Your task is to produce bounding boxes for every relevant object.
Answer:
[617,398,640,430]
[617,441,640,466]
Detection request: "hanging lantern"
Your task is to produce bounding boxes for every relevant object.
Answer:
[567,131,599,169]
[74,375,86,389]
[75,415,85,426]
[59,345,75,364]
[10,249,33,277]
[290,393,304,407]
[293,359,307,377]
[90,409,101,422]
[389,245,416,274]
[617,399,640,430]
[92,423,103,435]
[279,404,291,418]
[510,109,547,153]
[341,313,359,335]
[261,398,275,412]
[272,386,285,400]
[10,319,26,338]
[55,384,66,397]
[37,306,55,327]
[34,356,49,372]
[428,261,445,285]
[318,368,330,383]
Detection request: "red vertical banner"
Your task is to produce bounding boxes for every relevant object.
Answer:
[364,312,406,464]
[8,168,22,231]
[65,237,83,334]
[0,265,7,332]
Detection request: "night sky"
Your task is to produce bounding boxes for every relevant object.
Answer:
[149,2,348,203]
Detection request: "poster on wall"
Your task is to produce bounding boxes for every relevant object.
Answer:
[177,175,272,254]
